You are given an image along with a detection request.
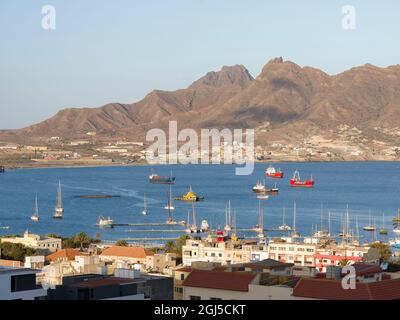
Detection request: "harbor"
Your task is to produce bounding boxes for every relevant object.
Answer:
[0,162,399,249]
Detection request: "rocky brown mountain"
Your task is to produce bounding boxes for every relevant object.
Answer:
[1,57,399,160]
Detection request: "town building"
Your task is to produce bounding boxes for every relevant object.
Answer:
[99,246,155,270]
[46,271,173,300]
[0,267,47,300]
[0,231,62,253]
[40,254,102,286]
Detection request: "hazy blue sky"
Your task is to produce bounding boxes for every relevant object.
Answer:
[1,0,399,129]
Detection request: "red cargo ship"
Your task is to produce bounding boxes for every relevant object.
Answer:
[290,170,314,188]
[265,165,284,179]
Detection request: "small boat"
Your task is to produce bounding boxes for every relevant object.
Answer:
[290,170,314,188]
[175,186,204,202]
[264,183,279,195]
[30,195,40,222]
[142,193,148,215]
[53,180,64,219]
[149,170,175,184]
[97,216,114,228]
[393,209,400,224]
[164,187,175,211]
[185,205,201,234]
[257,194,269,200]
[0,225,10,230]
[201,220,210,231]
[393,226,400,234]
[0,166,5,173]
[363,211,376,232]
[278,207,291,231]
[252,181,266,193]
[252,202,264,234]
[265,165,284,179]
[380,213,388,235]
[389,239,400,249]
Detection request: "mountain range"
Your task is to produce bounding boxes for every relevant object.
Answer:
[1,57,400,160]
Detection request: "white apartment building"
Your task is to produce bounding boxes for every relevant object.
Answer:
[182,238,255,266]
[0,267,47,300]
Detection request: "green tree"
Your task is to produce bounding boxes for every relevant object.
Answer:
[115,240,128,247]
[370,242,392,262]
[74,232,89,251]
[164,240,175,253]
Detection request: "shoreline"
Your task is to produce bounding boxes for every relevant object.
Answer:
[2,159,400,171]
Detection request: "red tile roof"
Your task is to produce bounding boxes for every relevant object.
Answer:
[293,278,400,300]
[100,246,154,259]
[183,270,257,292]
[46,249,87,262]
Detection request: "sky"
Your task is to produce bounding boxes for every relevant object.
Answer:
[0,0,399,129]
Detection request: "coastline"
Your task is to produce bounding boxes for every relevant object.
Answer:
[2,159,399,171]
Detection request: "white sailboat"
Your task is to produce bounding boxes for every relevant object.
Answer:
[252,201,264,234]
[30,195,40,222]
[53,180,64,219]
[164,186,175,211]
[142,193,148,215]
[278,207,291,231]
[224,200,232,232]
[363,210,375,232]
[185,203,200,234]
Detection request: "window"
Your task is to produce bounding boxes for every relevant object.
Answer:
[218,253,222,257]
[306,249,314,252]
[210,297,222,300]
[297,248,305,252]
[190,295,201,300]
[180,274,185,281]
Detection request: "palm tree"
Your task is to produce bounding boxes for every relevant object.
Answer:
[115,240,128,247]
[338,259,351,267]
[74,232,89,251]
[164,240,176,253]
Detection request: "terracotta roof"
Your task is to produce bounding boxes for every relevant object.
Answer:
[349,264,382,277]
[183,270,257,292]
[293,278,400,300]
[100,246,154,259]
[0,259,23,267]
[46,249,86,262]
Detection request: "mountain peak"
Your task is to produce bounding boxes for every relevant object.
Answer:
[189,64,254,89]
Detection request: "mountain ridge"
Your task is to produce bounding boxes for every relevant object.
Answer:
[1,57,399,160]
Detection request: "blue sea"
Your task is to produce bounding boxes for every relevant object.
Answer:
[0,162,399,243]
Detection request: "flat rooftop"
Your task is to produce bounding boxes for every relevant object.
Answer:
[0,266,39,275]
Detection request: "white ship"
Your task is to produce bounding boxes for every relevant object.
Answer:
[278,207,291,231]
[53,180,64,219]
[97,216,114,228]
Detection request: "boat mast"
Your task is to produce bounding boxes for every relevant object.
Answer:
[192,202,197,229]
[57,180,63,209]
[35,194,39,217]
[292,202,297,237]
[282,207,286,225]
[328,211,331,237]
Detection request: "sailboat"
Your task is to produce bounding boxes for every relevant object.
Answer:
[313,204,329,238]
[379,213,388,235]
[291,202,300,238]
[142,193,148,215]
[252,201,264,234]
[363,210,375,231]
[393,209,400,234]
[164,186,175,211]
[30,195,40,222]
[53,180,64,219]
[278,207,291,231]
[224,201,232,232]
[185,203,200,234]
